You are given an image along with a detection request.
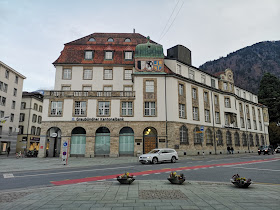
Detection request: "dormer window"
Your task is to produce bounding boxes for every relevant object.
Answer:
[107,38,114,42]
[105,51,113,60]
[124,51,133,60]
[88,37,96,42]
[85,51,93,60]
[124,38,131,42]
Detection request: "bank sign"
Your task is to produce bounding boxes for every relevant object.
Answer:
[72,117,124,122]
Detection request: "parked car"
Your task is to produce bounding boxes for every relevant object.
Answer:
[258,145,274,155]
[275,146,280,153]
[139,148,178,164]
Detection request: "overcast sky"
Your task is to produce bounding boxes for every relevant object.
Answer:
[0,0,279,91]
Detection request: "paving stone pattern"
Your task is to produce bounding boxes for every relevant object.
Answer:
[139,190,187,199]
[0,180,279,210]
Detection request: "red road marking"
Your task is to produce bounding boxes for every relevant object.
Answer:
[51,158,280,186]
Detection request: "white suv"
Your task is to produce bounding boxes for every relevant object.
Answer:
[139,148,178,164]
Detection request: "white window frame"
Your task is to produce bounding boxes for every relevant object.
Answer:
[51,101,63,116]
[145,81,154,93]
[124,69,132,80]
[225,98,230,108]
[179,104,185,118]
[193,107,198,120]
[225,113,230,125]
[121,101,133,116]
[223,82,228,90]
[215,112,220,124]
[104,69,113,80]
[192,88,197,99]
[85,51,93,60]
[83,69,93,80]
[214,95,218,105]
[189,69,195,80]
[201,74,206,84]
[98,101,110,116]
[62,86,71,91]
[63,69,71,80]
[82,86,92,91]
[179,84,184,96]
[105,51,113,60]
[204,92,208,103]
[124,51,133,60]
[74,101,86,116]
[176,64,181,74]
[144,102,156,116]
[205,109,210,122]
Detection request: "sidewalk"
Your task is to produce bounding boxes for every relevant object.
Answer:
[0,153,258,173]
[0,180,279,210]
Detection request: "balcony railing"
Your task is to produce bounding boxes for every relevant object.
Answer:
[44,91,135,98]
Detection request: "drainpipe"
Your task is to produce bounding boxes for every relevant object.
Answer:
[165,75,168,148]
[210,91,216,155]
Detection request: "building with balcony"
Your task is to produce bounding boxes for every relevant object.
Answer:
[38,33,269,158]
[0,61,26,155]
[16,91,43,153]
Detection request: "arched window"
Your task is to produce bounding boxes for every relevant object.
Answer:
[226,131,232,145]
[124,38,131,42]
[216,130,223,145]
[180,125,188,144]
[234,132,240,146]
[193,127,201,144]
[242,133,247,146]
[89,37,95,42]
[261,135,265,145]
[255,134,259,146]
[249,133,254,146]
[206,128,213,145]
[107,38,114,42]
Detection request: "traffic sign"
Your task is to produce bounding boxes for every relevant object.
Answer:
[63,142,68,147]
[200,126,204,131]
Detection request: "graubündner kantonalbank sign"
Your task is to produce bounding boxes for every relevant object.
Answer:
[72,117,124,122]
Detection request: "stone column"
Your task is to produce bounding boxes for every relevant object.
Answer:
[110,136,119,157]
[85,136,95,158]
[38,135,47,158]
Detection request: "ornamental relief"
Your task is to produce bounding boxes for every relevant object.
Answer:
[136,59,163,72]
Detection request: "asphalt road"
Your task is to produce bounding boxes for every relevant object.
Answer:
[1,154,279,191]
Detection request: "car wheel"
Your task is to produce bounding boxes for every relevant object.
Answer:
[258,153,261,155]
[141,162,145,164]
[171,156,176,163]
[152,157,158,164]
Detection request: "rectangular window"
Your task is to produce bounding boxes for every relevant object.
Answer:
[192,88,197,99]
[19,113,25,122]
[31,126,36,135]
[62,85,71,91]
[10,114,14,122]
[51,101,63,116]
[241,117,245,128]
[145,81,154,93]
[63,69,71,80]
[121,101,133,116]
[36,128,41,136]
[176,64,181,74]
[225,113,230,125]
[229,84,232,91]
[39,106,42,112]
[205,109,210,122]
[74,101,86,116]
[189,69,195,80]
[204,92,208,103]
[104,69,113,80]
[239,103,243,112]
[0,81,2,91]
[32,114,37,123]
[83,69,92,80]
[259,122,263,131]
[215,112,220,124]
[1,97,6,106]
[124,69,132,80]
[9,127,12,135]
[193,107,198,120]
[144,102,156,116]
[15,76,18,84]
[179,84,184,96]
[254,120,257,130]
[247,119,251,129]
[243,92,246,99]
[214,95,218,105]
[13,88,17,96]
[85,51,93,60]
[249,93,253,101]
[223,82,228,90]
[0,111,4,118]
[98,101,110,116]
[124,86,132,92]
[225,98,230,108]
[179,104,185,118]
[5,70,9,79]
[3,83,8,92]
[124,51,132,60]
[211,79,216,88]
[236,89,240,96]
[82,86,92,91]
[12,101,16,109]
[105,51,113,60]
[201,74,206,84]
[19,126,24,134]
[38,116,42,124]
[103,86,112,92]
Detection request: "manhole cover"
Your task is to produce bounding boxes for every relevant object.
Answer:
[0,192,33,203]
[139,190,187,199]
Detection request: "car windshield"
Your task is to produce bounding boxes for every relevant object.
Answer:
[148,150,160,154]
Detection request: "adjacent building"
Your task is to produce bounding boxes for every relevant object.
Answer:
[16,91,43,153]
[38,33,269,158]
[0,61,26,155]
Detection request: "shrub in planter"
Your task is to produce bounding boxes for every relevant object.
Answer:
[230,174,252,188]
[167,171,185,184]
[117,172,135,184]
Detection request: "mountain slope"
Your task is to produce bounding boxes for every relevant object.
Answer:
[199,41,280,94]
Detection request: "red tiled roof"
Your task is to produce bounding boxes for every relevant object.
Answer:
[213,71,224,77]
[53,33,157,65]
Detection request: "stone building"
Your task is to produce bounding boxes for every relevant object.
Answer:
[0,61,26,155]
[38,33,269,158]
[16,91,44,153]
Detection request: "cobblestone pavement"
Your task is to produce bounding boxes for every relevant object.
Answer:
[0,180,279,210]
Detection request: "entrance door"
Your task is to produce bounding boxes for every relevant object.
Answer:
[70,135,86,155]
[119,134,134,156]
[144,136,157,154]
[95,133,110,156]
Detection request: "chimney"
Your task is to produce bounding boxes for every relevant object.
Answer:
[133,28,135,33]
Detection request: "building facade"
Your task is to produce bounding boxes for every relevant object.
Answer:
[0,61,26,155]
[16,91,43,153]
[38,33,269,158]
